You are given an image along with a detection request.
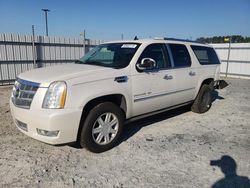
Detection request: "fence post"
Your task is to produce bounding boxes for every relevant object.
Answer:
[83,30,86,55]
[80,30,86,55]
[225,37,231,77]
[31,25,36,68]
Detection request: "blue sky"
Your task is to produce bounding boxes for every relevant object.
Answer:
[0,0,249,40]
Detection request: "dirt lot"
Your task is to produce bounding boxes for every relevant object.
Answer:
[0,78,249,188]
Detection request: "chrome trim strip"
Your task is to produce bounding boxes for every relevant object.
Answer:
[17,98,33,102]
[19,89,36,94]
[134,93,146,97]
[134,87,195,102]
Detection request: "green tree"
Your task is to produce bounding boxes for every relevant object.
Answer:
[196,35,250,43]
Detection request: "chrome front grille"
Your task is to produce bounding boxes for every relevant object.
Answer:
[11,79,40,109]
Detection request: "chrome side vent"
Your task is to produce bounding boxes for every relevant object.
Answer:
[114,76,128,83]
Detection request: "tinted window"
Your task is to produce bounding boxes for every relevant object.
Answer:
[138,44,171,69]
[169,44,191,67]
[191,45,220,65]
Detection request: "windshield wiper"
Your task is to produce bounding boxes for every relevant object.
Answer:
[77,60,114,68]
[84,61,105,66]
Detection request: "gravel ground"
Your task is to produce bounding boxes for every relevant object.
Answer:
[0,78,249,188]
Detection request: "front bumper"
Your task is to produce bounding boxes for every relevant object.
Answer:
[10,100,82,145]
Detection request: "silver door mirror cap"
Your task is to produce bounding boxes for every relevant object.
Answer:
[136,58,156,71]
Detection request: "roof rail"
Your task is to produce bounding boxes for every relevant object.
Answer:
[163,37,205,44]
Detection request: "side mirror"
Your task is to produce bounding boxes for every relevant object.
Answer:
[136,58,156,71]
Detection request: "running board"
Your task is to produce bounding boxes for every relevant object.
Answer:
[125,101,192,124]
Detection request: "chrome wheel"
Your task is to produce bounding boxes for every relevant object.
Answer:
[92,113,119,145]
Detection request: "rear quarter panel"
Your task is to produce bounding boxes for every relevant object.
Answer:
[187,44,220,98]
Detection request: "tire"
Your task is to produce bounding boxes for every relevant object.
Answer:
[191,84,212,113]
[79,102,124,153]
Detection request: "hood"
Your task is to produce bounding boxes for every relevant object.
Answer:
[18,64,115,87]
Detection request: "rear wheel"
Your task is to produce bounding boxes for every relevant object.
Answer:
[191,84,212,113]
[80,102,124,153]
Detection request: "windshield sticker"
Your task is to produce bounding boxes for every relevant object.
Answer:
[121,44,137,48]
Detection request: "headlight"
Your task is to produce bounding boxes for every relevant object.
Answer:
[42,81,67,109]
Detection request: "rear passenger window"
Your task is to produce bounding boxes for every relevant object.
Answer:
[169,44,191,68]
[191,45,220,65]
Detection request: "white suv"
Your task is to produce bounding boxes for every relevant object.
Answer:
[10,38,227,152]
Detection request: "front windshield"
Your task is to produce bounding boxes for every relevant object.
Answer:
[76,43,140,69]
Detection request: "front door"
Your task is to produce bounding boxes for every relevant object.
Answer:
[131,43,175,116]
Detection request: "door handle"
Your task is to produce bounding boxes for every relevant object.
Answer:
[189,71,196,76]
[164,75,173,80]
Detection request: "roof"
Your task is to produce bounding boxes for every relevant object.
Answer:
[104,38,211,47]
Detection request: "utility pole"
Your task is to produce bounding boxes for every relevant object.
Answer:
[31,25,36,68]
[42,9,50,36]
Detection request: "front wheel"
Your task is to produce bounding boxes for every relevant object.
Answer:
[191,84,212,113]
[80,102,124,153]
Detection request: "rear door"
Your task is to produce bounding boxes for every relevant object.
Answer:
[168,43,198,105]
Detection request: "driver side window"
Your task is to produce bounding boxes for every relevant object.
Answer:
[138,44,171,69]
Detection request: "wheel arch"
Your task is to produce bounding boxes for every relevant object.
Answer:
[201,78,214,89]
[195,78,214,98]
[76,94,127,143]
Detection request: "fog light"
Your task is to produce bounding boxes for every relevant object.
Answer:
[37,129,59,137]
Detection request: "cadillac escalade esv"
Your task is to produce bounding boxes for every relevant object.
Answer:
[10,38,227,153]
